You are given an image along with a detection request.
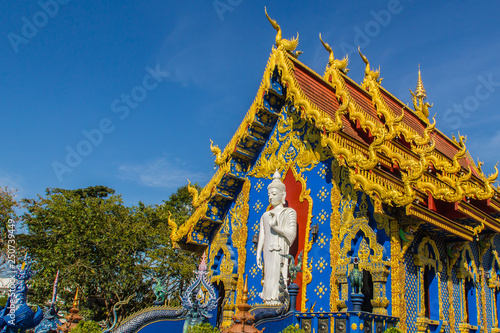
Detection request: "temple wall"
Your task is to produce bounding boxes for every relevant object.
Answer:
[206,98,500,333]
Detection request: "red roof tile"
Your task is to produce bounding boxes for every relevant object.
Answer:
[290,56,476,172]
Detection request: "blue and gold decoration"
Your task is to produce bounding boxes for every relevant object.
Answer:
[169,8,500,333]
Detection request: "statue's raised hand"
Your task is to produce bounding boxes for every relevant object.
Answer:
[269,212,278,227]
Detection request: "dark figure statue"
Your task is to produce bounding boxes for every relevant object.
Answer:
[152,278,166,305]
[348,257,363,294]
[280,251,303,283]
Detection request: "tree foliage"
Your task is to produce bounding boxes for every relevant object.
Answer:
[0,186,19,270]
[19,185,199,323]
[281,325,305,333]
[185,322,220,333]
[71,321,102,333]
[384,328,404,333]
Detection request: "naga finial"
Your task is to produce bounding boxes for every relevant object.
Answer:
[265,7,300,56]
[187,180,200,207]
[167,211,179,240]
[319,33,349,73]
[358,47,382,84]
[477,158,484,173]
[209,139,223,166]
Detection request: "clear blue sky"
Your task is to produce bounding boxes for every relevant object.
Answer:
[2,1,500,206]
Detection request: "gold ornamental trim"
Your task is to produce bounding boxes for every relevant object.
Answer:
[406,204,473,241]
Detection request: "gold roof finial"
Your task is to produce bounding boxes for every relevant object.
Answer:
[358,47,382,84]
[319,33,349,73]
[409,64,432,122]
[264,7,300,55]
[415,64,427,99]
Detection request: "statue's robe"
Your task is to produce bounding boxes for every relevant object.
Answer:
[258,207,297,303]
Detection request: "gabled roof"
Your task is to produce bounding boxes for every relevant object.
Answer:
[169,30,499,250]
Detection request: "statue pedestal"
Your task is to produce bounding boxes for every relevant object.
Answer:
[288,283,299,311]
[350,293,364,312]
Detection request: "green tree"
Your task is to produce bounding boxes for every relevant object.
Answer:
[281,325,305,333]
[185,322,220,333]
[19,185,199,324]
[0,186,19,272]
[71,320,102,333]
[148,184,201,304]
[384,328,404,333]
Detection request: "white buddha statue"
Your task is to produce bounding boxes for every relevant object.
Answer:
[256,170,297,304]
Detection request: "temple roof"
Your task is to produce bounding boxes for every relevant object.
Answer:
[169,22,499,251]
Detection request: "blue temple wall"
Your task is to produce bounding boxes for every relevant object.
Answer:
[403,229,451,333]
[401,228,500,333]
[235,102,399,315]
[242,104,340,310]
[208,196,239,272]
[300,160,335,312]
[492,234,500,329]
[482,246,493,331]
[404,233,419,333]
[243,158,337,310]
[246,175,272,303]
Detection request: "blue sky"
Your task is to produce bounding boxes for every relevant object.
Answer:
[2,1,500,207]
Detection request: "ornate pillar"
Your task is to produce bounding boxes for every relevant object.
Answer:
[488,271,500,333]
[335,265,349,312]
[370,263,390,315]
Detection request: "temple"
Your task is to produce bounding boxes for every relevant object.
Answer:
[169,10,500,333]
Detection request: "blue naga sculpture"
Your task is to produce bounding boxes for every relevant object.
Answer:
[104,252,217,333]
[181,253,218,332]
[0,259,44,333]
[35,271,62,333]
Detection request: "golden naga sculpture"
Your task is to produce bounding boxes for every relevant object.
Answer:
[167,212,180,243]
[265,7,301,57]
[476,158,484,174]
[475,163,498,200]
[187,180,200,206]
[359,47,382,85]
[210,139,225,166]
[409,66,433,123]
[319,33,349,73]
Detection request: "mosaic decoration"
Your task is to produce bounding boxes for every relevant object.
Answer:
[317,233,329,249]
[315,282,327,299]
[249,286,258,302]
[316,209,329,225]
[315,257,328,274]
[254,179,264,193]
[317,186,330,202]
[250,263,259,279]
[318,164,328,180]
[253,200,264,214]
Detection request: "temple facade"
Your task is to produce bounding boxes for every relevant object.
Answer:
[169,13,500,333]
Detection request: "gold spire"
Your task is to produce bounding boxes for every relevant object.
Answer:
[72,288,79,308]
[415,64,427,99]
[242,275,248,303]
[409,64,432,122]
